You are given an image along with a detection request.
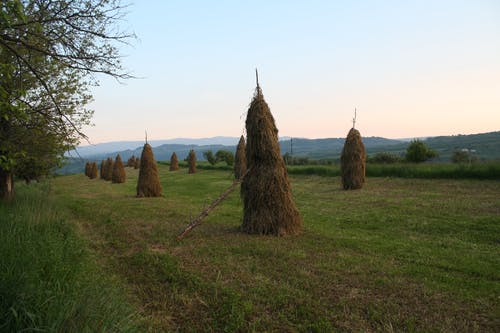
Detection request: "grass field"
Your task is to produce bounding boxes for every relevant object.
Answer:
[42,164,500,332]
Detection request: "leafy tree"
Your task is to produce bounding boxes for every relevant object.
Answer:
[215,150,234,166]
[405,140,437,163]
[451,149,477,164]
[0,0,132,199]
[203,150,216,165]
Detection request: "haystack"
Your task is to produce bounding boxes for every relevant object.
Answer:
[104,157,114,181]
[100,160,106,179]
[89,162,98,179]
[112,154,126,183]
[234,135,247,180]
[241,84,302,236]
[340,128,366,190]
[136,143,162,197]
[134,158,140,169]
[127,156,136,167]
[170,152,179,171]
[84,162,90,177]
[187,149,196,174]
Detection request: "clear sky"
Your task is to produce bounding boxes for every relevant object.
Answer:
[84,0,500,144]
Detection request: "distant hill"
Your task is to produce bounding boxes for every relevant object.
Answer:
[58,131,500,174]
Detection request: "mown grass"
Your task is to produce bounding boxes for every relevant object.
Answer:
[0,182,141,332]
[48,165,500,332]
[288,162,500,179]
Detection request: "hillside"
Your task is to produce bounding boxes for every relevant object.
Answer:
[59,131,500,174]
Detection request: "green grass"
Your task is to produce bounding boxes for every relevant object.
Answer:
[45,165,500,332]
[287,162,500,179]
[0,183,141,332]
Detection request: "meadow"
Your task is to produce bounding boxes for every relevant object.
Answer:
[2,164,499,332]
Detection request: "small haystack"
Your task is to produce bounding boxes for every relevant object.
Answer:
[169,152,179,171]
[84,162,90,177]
[234,135,247,180]
[340,128,366,190]
[187,149,196,174]
[241,81,302,236]
[136,143,162,197]
[134,158,140,169]
[89,162,98,179]
[104,157,114,181]
[112,154,126,183]
[127,155,136,167]
[100,160,106,179]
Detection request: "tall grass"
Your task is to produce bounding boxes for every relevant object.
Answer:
[286,162,500,179]
[0,182,141,332]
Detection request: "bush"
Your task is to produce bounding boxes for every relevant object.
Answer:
[368,152,403,164]
[451,149,478,164]
[215,150,234,166]
[203,150,216,165]
[406,140,437,163]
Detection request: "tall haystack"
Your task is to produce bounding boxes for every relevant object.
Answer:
[84,162,90,177]
[241,82,302,236]
[234,135,247,180]
[104,157,114,181]
[89,162,98,179]
[340,128,366,190]
[170,152,179,171]
[112,154,126,183]
[136,143,162,197]
[100,160,106,179]
[187,149,196,174]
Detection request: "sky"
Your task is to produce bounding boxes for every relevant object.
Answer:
[84,0,500,144]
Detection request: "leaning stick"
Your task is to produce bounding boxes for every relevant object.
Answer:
[176,170,249,240]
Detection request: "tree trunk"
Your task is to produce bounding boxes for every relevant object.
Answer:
[0,168,14,199]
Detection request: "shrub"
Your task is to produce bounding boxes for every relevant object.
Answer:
[203,150,216,165]
[215,150,234,166]
[368,152,403,164]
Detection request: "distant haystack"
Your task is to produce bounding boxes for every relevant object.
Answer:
[234,135,247,180]
[187,149,197,174]
[104,157,114,181]
[89,162,98,179]
[100,160,105,179]
[241,82,302,236]
[112,154,126,183]
[127,155,136,167]
[170,152,179,171]
[134,158,140,169]
[136,143,162,197]
[84,162,90,177]
[340,128,366,190]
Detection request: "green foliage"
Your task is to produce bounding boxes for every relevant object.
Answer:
[0,183,141,332]
[203,150,216,165]
[452,149,478,164]
[368,152,403,164]
[405,140,437,163]
[215,150,234,166]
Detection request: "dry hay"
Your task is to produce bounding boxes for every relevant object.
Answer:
[134,158,140,169]
[84,162,90,177]
[112,154,126,183]
[99,160,106,179]
[136,143,162,197]
[234,135,247,180]
[127,155,136,167]
[188,149,196,174]
[89,162,98,179]
[169,152,179,171]
[340,128,366,190]
[241,85,302,236]
[104,157,114,181]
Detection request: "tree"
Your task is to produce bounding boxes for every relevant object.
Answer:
[215,150,234,166]
[451,149,477,164]
[203,150,216,165]
[405,140,437,163]
[0,0,133,199]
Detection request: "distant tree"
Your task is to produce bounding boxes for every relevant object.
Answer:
[405,140,437,163]
[215,150,234,166]
[203,150,216,165]
[451,149,477,164]
[112,154,126,183]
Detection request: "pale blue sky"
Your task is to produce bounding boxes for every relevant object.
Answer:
[85,0,500,144]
